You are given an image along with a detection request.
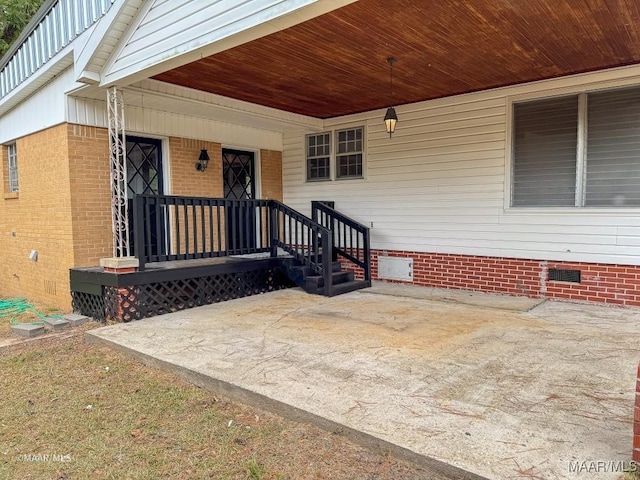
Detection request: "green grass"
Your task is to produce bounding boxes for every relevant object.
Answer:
[0,333,433,480]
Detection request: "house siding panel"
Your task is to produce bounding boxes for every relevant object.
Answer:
[0,67,74,144]
[67,95,284,151]
[283,69,640,268]
[283,67,640,305]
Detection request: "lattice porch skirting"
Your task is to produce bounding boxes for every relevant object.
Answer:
[70,261,294,322]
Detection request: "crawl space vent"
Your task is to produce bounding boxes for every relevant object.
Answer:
[548,268,581,283]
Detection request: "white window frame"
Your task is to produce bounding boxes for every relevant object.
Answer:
[303,125,366,183]
[7,143,18,193]
[335,126,364,180]
[305,132,332,182]
[508,84,640,210]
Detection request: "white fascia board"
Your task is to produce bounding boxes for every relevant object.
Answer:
[100,0,357,88]
[0,50,75,117]
[74,0,143,84]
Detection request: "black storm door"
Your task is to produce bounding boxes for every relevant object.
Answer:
[127,137,164,256]
[222,149,256,252]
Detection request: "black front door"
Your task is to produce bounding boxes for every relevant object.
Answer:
[127,136,164,256]
[222,149,256,252]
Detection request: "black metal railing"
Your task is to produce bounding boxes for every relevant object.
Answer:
[133,195,271,269]
[311,201,371,283]
[269,200,333,296]
[133,195,335,293]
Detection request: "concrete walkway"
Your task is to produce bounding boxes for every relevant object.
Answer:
[86,284,640,480]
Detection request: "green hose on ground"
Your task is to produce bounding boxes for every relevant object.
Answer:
[0,298,60,326]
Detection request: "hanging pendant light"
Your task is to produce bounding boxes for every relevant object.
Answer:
[384,57,398,138]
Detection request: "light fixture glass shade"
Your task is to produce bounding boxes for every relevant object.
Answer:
[384,106,398,137]
[196,149,210,171]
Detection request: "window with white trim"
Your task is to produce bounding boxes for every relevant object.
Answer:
[306,132,331,181]
[336,127,363,179]
[7,143,18,193]
[512,86,640,207]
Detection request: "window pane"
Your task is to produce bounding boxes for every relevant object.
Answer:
[337,154,363,178]
[512,96,578,206]
[306,133,331,181]
[586,87,640,206]
[335,127,364,179]
[7,143,18,193]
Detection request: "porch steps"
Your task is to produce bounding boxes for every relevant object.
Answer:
[280,258,369,297]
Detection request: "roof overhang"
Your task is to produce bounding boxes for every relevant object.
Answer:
[148,0,640,119]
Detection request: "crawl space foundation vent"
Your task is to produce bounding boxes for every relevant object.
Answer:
[548,268,581,283]
[378,256,413,281]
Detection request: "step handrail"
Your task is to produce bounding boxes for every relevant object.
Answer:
[269,200,333,296]
[132,195,335,295]
[311,201,371,283]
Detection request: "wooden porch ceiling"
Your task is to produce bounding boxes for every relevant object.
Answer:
[153,0,640,119]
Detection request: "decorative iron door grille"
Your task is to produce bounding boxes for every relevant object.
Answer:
[223,149,256,251]
[127,137,165,256]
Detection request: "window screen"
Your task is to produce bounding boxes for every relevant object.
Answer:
[512,96,578,207]
[586,87,640,206]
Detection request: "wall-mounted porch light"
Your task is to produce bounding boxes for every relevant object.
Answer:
[384,57,398,138]
[196,149,210,171]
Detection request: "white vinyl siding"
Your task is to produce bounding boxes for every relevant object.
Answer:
[7,143,18,193]
[0,66,72,144]
[283,66,640,266]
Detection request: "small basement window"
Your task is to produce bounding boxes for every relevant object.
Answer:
[6,143,18,193]
[548,268,581,283]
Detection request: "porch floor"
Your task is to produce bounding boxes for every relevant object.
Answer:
[86,283,640,480]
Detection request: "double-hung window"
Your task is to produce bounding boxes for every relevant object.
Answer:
[306,132,331,181]
[305,127,364,182]
[7,143,18,193]
[335,127,363,179]
[512,86,640,207]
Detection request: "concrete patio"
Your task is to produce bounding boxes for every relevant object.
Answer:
[86,283,640,480]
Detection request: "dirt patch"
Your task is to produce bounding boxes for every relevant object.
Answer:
[0,328,457,480]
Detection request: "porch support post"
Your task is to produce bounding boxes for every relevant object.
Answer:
[102,86,139,272]
[107,86,129,258]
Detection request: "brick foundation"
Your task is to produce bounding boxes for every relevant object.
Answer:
[361,250,640,307]
[634,362,640,463]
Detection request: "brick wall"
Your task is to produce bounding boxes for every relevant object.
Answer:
[0,124,75,310]
[169,138,223,197]
[0,130,283,311]
[260,149,283,201]
[368,250,640,307]
[68,125,112,267]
